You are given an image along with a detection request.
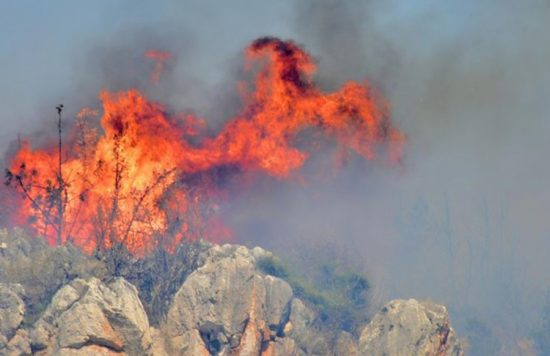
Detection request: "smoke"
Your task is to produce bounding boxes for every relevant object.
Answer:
[1,0,549,353]
[292,0,400,92]
[231,0,550,352]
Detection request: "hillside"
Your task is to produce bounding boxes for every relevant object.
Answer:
[0,229,463,355]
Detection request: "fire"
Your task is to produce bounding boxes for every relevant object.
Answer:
[5,37,405,255]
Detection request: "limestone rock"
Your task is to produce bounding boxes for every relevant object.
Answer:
[262,337,303,356]
[0,283,30,356]
[284,299,329,355]
[1,237,465,356]
[359,298,464,356]
[0,284,25,343]
[4,329,31,356]
[164,244,295,355]
[31,277,153,355]
[335,331,358,356]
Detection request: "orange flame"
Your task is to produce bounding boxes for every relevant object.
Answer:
[6,37,405,255]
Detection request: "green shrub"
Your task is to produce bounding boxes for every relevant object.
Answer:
[257,254,370,333]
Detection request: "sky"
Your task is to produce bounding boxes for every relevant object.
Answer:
[1,1,550,353]
[0,0,294,151]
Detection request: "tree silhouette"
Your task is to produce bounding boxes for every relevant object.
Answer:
[5,105,68,244]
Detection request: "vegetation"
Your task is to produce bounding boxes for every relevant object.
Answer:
[4,106,68,245]
[257,254,370,334]
[95,237,209,325]
[0,228,106,324]
[0,226,373,336]
[0,228,208,326]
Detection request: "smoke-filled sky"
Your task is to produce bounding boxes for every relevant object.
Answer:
[2,0,549,353]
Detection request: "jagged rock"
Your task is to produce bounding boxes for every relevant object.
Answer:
[262,337,302,356]
[30,277,153,355]
[164,244,296,355]
[335,331,358,356]
[358,298,464,356]
[0,329,32,356]
[3,329,31,356]
[284,299,328,355]
[0,283,30,356]
[149,328,169,356]
[264,275,293,329]
[0,284,25,342]
[2,236,465,356]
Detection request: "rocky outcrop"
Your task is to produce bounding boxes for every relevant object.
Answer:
[30,278,154,355]
[0,283,31,356]
[0,284,25,344]
[0,237,464,355]
[359,299,464,356]
[163,244,303,355]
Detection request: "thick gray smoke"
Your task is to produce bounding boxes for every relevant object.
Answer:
[231,0,550,353]
[1,1,549,353]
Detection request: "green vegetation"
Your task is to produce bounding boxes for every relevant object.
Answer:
[257,254,370,333]
[1,227,370,333]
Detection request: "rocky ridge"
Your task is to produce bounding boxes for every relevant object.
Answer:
[0,237,464,355]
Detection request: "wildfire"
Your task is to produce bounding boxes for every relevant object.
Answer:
[5,37,405,255]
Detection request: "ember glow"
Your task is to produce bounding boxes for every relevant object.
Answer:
[5,37,405,255]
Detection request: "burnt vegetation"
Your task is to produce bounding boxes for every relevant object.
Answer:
[1,106,212,325]
[0,35,400,340]
[4,104,210,258]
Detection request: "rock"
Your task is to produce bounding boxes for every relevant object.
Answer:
[4,329,31,356]
[262,337,303,356]
[149,327,169,356]
[264,275,293,329]
[56,344,122,355]
[31,277,153,355]
[2,237,465,356]
[0,284,25,342]
[0,283,29,356]
[335,331,358,356]
[164,244,295,355]
[285,299,329,355]
[359,298,464,356]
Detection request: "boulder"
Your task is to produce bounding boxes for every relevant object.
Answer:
[0,283,31,356]
[284,298,328,355]
[0,284,25,343]
[164,244,296,355]
[359,298,464,356]
[335,331,358,356]
[261,337,302,356]
[1,237,466,356]
[30,277,153,355]
[4,329,32,356]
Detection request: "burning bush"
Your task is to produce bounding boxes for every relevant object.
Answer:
[0,228,209,326]
[4,37,404,256]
